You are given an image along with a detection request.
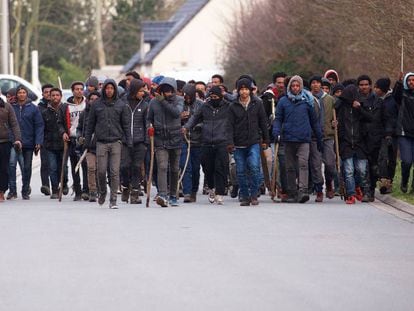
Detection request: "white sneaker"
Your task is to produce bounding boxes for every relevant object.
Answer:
[215,195,223,205]
[208,189,215,203]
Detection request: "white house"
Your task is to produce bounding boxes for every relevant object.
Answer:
[122,0,251,82]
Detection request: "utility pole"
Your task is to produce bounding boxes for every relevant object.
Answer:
[0,0,9,74]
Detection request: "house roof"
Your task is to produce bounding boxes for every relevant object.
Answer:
[122,0,209,73]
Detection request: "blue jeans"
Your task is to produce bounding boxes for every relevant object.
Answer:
[48,149,63,192]
[342,154,368,196]
[8,147,25,193]
[179,144,201,195]
[9,148,33,194]
[234,144,261,198]
[398,136,414,185]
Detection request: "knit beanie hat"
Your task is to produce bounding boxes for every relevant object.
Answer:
[321,78,331,88]
[237,78,253,92]
[309,75,322,85]
[332,83,345,94]
[152,75,164,85]
[209,85,223,98]
[86,76,99,89]
[375,78,390,93]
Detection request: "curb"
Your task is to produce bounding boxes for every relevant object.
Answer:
[375,190,414,217]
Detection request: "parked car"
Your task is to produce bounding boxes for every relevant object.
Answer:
[0,74,42,104]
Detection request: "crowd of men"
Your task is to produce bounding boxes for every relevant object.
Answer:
[0,69,413,208]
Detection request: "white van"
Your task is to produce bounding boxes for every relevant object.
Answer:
[0,74,42,104]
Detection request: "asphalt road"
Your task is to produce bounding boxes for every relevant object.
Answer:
[1,160,413,311]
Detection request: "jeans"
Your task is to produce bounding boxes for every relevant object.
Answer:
[40,147,50,188]
[277,143,287,192]
[67,138,88,194]
[179,144,201,195]
[48,149,63,192]
[201,145,228,195]
[309,140,323,192]
[9,147,33,194]
[156,148,181,197]
[96,141,122,203]
[121,143,147,189]
[342,154,369,196]
[0,142,12,192]
[234,144,261,199]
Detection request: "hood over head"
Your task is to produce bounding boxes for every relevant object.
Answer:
[403,72,414,90]
[102,79,118,100]
[287,75,304,93]
[340,84,360,103]
[324,69,339,82]
[158,77,177,93]
[127,79,145,100]
[183,84,196,103]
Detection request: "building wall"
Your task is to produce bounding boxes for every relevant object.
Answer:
[147,0,249,80]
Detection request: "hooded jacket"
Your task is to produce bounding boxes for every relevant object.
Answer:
[324,69,340,83]
[0,98,21,143]
[273,76,322,143]
[182,84,203,146]
[12,87,44,149]
[147,77,183,149]
[123,79,150,145]
[85,79,131,147]
[393,73,414,138]
[335,85,372,159]
[184,97,231,146]
[361,92,386,153]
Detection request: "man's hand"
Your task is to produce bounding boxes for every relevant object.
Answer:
[180,111,190,120]
[261,143,268,150]
[63,133,70,141]
[13,140,22,152]
[352,101,361,109]
[181,127,188,135]
[317,139,324,154]
[331,120,338,128]
[154,92,164,102]
[78,136,85,145]
[34,144,41,156]
[226,144,235,153]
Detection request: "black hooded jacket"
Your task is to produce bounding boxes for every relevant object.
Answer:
[85,79,131,147]
[335,85,372,159]
[182,84,203,146]
[123,79,150,144]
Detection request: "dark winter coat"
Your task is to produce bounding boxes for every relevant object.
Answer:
[184,98,231,146]
[228,95,269,147]
[182,84,203,146]
[393,78,414,138]
[124,79,150,145]
[42,104,65,151]
[12,101,44,149]
[147,77,183,149]
[272,94,322,143]
[76,103,96,152]
[361,92,386,153]
[85,79,131,147]
[38,98,49,115]
[0,99,21,143]
[335,85,373,159]
[381,91,398,137]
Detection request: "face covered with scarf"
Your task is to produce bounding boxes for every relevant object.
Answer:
[208,85,223,107]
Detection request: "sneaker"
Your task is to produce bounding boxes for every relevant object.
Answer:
[250,196,259,206]
[215,195,223,205]
[156,195,169,207]
[183,194,192,203]
[50,192,59,199]
[315,192,324,202]
[62,184,69,195]
[355,187,363,201]
[81,192,89,201]
[22,193,30,200]
[208,189,215,203]
[297,192,309,203]
[240,197,250,206]
[98,192,106,205]
[129,189,142,204]
[346,195,356,204]
[109,202,118,209]
[361,193,370,203]
[169,196,179,207]
[190,192,197,202]
[40,185,51,196]
[0,191,4,202]
[401,183,408,193]
[89,192,97,202]
[6,192,17,200]
[121,186,130,203]
[230,185,239,198]
[73,193,82,201]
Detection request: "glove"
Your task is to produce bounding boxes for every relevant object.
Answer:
[226,144,235,153]
[147,126,155,137]
[317,139,324,153]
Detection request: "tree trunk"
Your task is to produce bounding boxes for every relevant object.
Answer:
[95,0,106,68]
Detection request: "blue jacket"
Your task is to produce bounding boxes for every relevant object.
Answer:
[12,101,44,148]
[272,95,322,143]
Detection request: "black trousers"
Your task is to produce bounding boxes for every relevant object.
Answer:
[0,142,11,192]
[201,145,229,195]
[121,143,147,189]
